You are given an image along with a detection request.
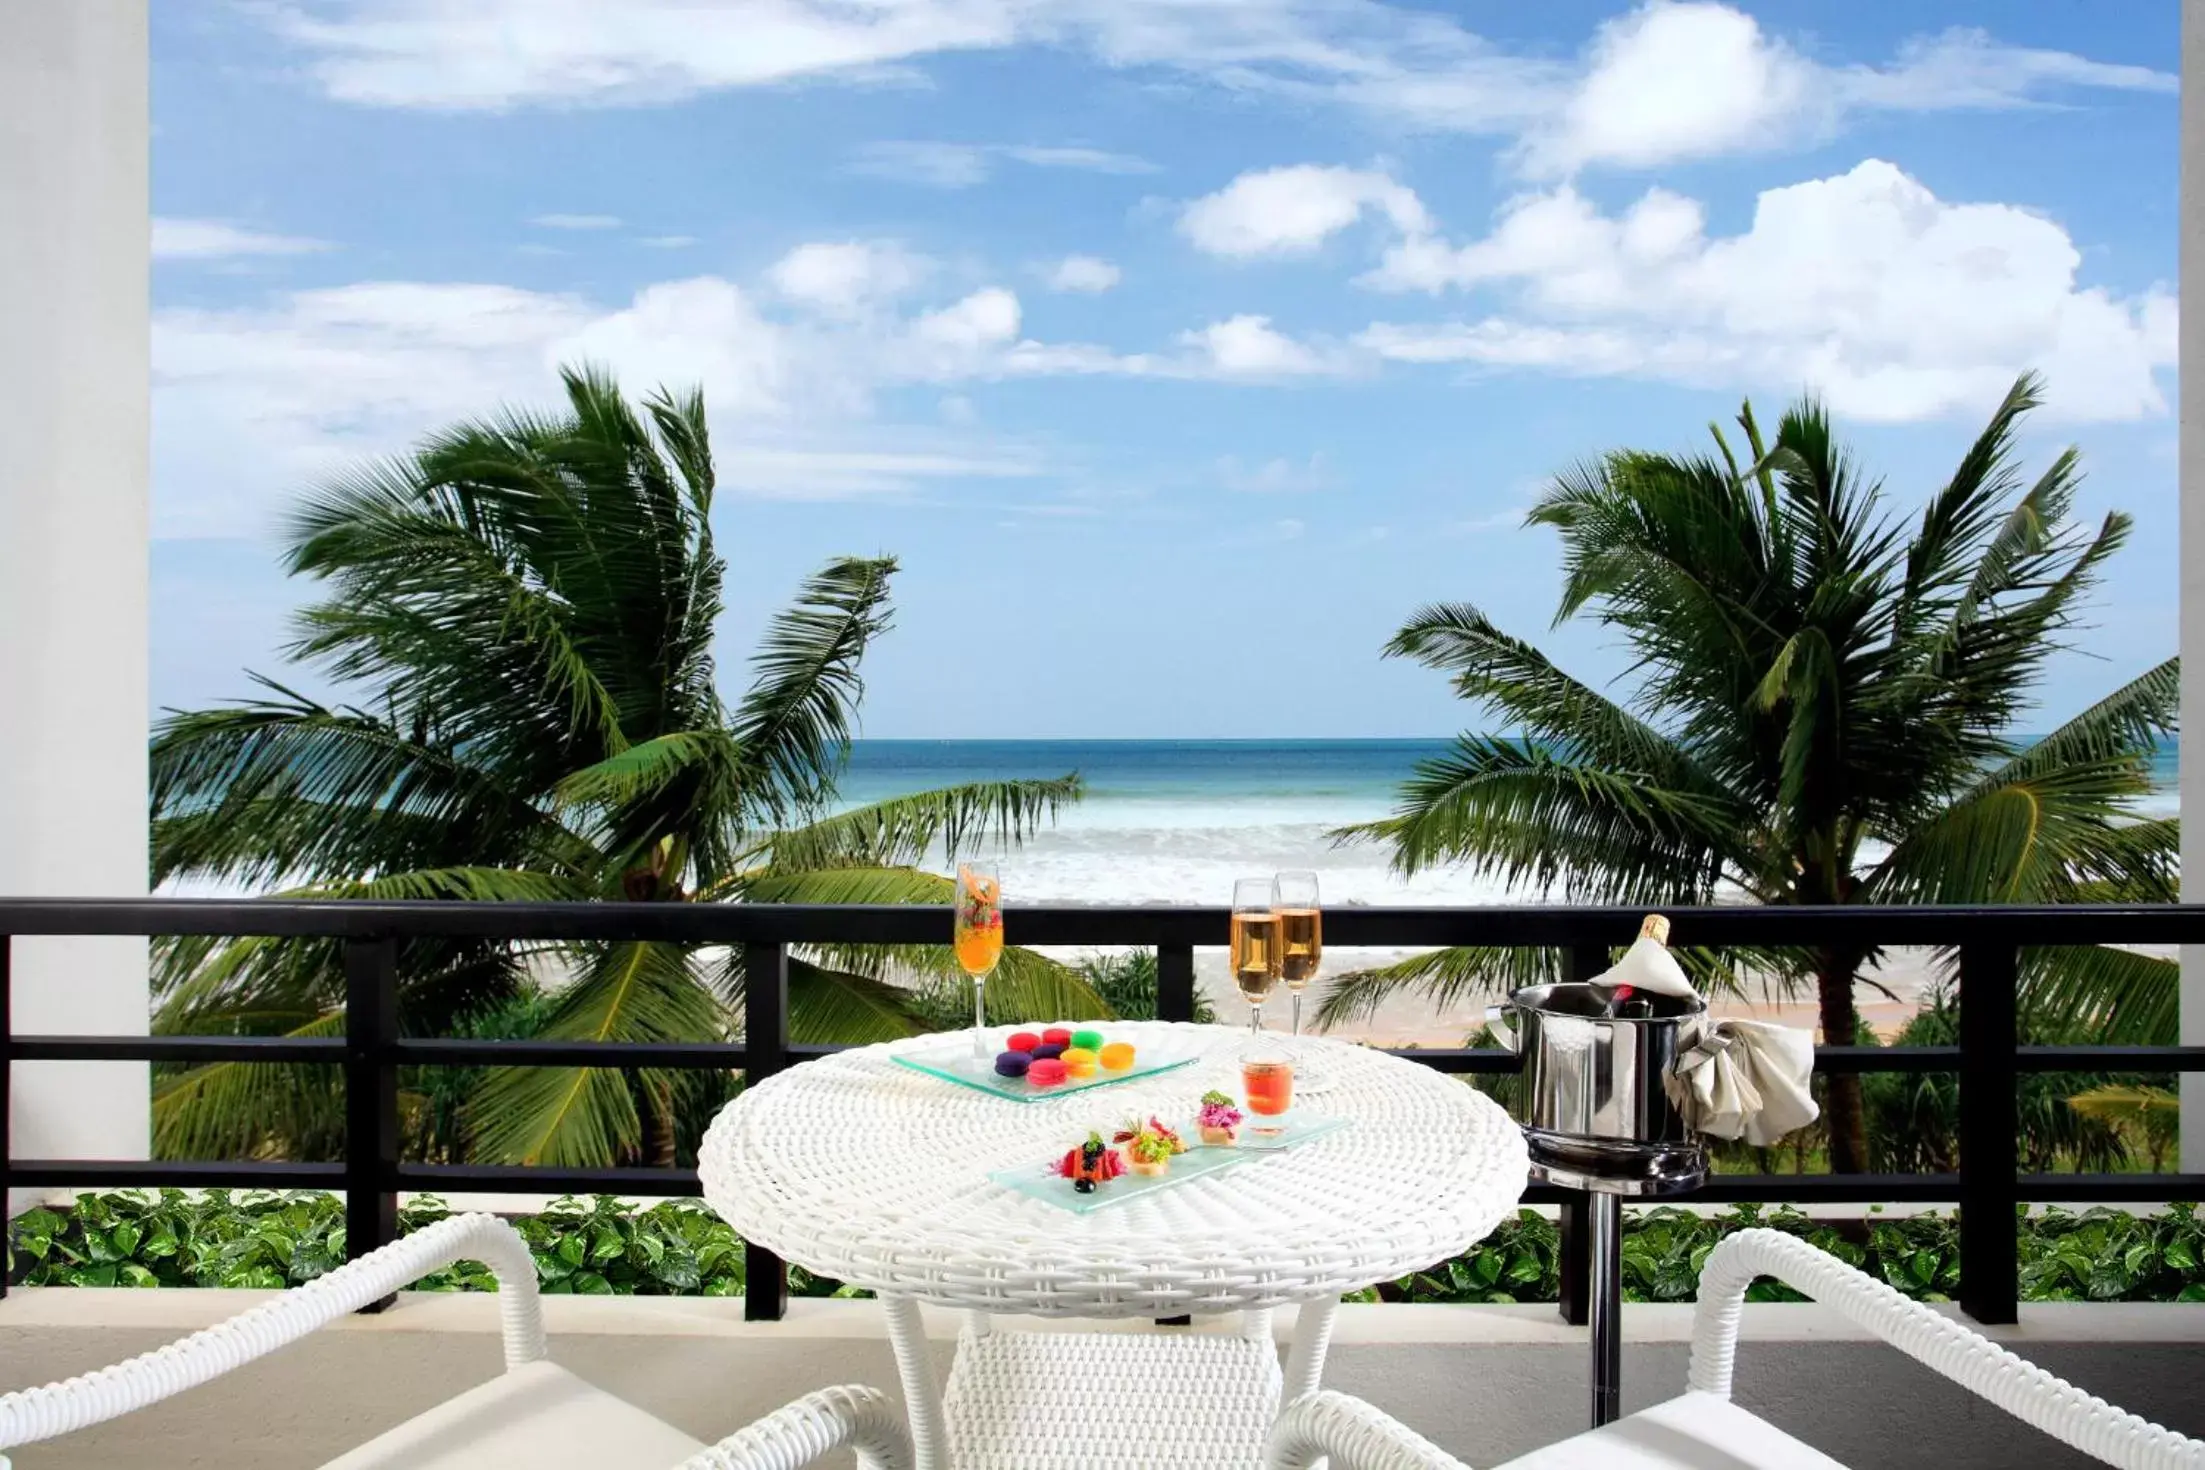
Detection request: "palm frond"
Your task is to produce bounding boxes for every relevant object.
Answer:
[2018,945,2177,1048]
[468,941,724,1166]
[759,775,1084,872]
[730,556,897,820]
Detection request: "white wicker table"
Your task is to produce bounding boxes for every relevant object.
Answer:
[701,1022,1528,1470]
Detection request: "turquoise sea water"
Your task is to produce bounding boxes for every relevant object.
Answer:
[837,737,2176,907]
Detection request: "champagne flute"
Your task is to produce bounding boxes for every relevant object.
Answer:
[1230,876,1282,1038]
[1273,870,1322,1040]
[954,862,1003,1064]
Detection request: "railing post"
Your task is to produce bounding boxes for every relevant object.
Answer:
[1156,942,1195,1023]
[1958,943,2019,1325]
[1554,941,1608,1326]
[343,937,399,1310]
[743,941,790,1322]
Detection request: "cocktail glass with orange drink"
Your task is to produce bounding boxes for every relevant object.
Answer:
[954,862,1003,1063]
[1241,1047,1294,1136]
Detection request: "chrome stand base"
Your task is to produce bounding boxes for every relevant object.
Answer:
[1524,1134,1705,1430]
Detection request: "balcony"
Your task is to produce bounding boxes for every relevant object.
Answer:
[3,897,2203,1468]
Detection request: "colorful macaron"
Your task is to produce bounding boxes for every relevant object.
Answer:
[1030,1042,1066,1061]
[1026,1057,1068,1088]
[1006,1031,1043,1054]
[1041,1027,1074,1048]
[1069,1028,1105,1051]
[1098,1040,1136,1071]
[994,1049,1032,1078]
[1060,1046,1099,1079]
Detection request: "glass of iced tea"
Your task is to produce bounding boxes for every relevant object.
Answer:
[955,862,1002,1063]
[1242,1048,1294,1134]
[1229,876,1281,1037]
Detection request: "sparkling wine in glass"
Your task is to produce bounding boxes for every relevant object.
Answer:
[1273,870,1322,1039]
[1230,876,1282,1038]
[954,862,1003,1063]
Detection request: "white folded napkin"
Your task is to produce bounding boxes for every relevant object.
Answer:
[1591,932,1698,998]
[1665,1020,1819,1146]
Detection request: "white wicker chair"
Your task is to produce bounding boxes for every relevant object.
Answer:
[1265,1228,2205,1470]
[0,1212,913,1470]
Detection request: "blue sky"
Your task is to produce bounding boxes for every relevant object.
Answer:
[149,1,2179,739]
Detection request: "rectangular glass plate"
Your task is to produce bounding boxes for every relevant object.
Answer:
[989,1116,1351,1213]
[893,1036,1197,1102]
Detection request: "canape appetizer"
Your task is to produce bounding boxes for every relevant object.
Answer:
[1115,1116,1186,1177]
[1197,1090,1244,1146]
[1056,1131,1124,1193]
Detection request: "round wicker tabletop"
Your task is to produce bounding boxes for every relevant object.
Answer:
[700,1021,1529,1318]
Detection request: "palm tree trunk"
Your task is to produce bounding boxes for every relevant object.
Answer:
[1815,947,1870,1173]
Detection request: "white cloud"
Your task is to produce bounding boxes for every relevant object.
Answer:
[1044,255,1121,293]
[1520,3,1817,178]
[150,270,1058,536]
[265,2,2168,179]
[1218,452,1332,493]
[767,240,927,316]
[153,218,329,261]
[1181,165,1428,259]
[1179,315,1334,377]
[637,235,698,249]
[1358,159,2176,423]
[850,139,1156,188]
[1522,3,2177,178]
[530,212,621,230]
[905,288,1025,377]
[999,144,1157,174]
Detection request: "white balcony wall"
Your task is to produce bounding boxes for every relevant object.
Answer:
[2185,0,2205,1170]
[0,0,151,1192]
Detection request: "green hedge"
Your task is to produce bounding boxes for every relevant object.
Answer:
[13,1192,2205,1304]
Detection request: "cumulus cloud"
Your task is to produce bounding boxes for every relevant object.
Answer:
[1358,159,2176,422]
[767,240,927,316]
[1522,4,2176,178]
[265,2,2167,178]
[1181,165,1428,259]
[153,218,329,261]
[1179,315,1334,377]
[150,270,1062,536]
[1044,255,1121,293]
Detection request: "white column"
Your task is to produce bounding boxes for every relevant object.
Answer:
[0,0,151,1191]
[2184,0,2205,1172]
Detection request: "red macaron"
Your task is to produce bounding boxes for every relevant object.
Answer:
[1041,1026,1074,1047]
[1007,1030,1043,1053]
[1026,1057,1068,1088]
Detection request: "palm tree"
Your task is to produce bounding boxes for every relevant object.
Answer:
[152,366,1105,1168]
[1332,374,2176,1173]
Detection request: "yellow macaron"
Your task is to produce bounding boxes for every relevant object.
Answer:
[1060,1045,1099,1078]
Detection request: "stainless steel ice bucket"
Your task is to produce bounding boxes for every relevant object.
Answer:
[1498,981,1709,1195]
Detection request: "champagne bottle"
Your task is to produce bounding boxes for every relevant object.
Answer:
[1606,914,1672,1017]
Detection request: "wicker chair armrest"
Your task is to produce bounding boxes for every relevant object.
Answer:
[0,1212,544,1460]
[1265,1389,1472,1470]
[676,1385,913,1470]
[1691,1228,2205,1470]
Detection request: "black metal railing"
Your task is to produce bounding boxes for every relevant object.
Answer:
[4,898,2203,1326]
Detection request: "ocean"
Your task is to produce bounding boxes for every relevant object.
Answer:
[839,738,2180,911]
